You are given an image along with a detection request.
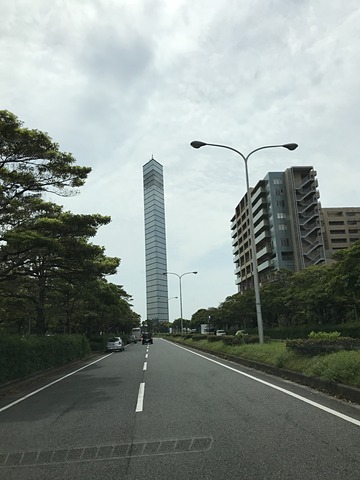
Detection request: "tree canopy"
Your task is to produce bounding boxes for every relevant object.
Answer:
[190,243,360,332]
[0,111,140,335]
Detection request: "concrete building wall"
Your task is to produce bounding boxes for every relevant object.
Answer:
[321,207,360,262]
[231,166,324,292]
[284,166,325,270]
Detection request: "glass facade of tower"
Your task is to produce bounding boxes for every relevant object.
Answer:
[143,158,169,322]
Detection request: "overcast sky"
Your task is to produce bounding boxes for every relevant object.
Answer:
[1,0,359,322]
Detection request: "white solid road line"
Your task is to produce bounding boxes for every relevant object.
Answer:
[143,362,147,371]
[164,339,360,427]
[0,354,113,413]
[136,382,145,412]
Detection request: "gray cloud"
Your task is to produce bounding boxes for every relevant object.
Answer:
[1,0,359,320]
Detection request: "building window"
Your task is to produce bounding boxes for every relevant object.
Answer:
[346,212,355,216]
[278,224,287,230]
[281,238,290,247]
[276,200,285,207]
[329,221,345,226]
[277,212,286,219]
[349,229,359,234]
[273,178,283,184]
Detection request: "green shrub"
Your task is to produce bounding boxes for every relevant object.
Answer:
[192,335,205,341]
[88,335,107,351]
[207,336,222,343]
[286,337,360,356]
[308,331,341,340]
[243,334,260,344]
[222,335,243,346]
[0,335,91,385]
[305,350,360,386]
[261,324,360,340]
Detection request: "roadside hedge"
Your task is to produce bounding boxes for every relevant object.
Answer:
[261,324,360,340]
[0,335,91,385]
[222,334,261,345]
[207,336,222,343]
[286,337,360,356]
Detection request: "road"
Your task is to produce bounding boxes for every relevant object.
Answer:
[0,338,359,479]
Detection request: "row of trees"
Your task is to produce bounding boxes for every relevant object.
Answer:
[0,110,140,335]
[190,242,360,333]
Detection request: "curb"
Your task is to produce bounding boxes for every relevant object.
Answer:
[0,353,102,398]
[169,339,360,404]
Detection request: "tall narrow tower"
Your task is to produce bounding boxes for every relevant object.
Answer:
[143,157,169,322]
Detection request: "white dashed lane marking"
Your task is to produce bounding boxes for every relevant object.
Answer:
[135,383,145,412]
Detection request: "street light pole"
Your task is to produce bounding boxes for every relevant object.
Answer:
[190,140,298,344]
[167,296,178,329]
[163,271,198,334]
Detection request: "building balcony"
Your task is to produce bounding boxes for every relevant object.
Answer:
[255,230,270,244]
[252,196,267,215]
[253,208,268,225]
[251,185,266,204]
[257,259,275,272]
[254,219,270,235]
[256,245,272,260]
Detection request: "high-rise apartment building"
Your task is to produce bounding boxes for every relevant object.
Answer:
[231,166,325,292]
[143,157,169,322]
[321,207,360,261]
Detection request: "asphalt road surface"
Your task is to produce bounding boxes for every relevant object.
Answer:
[0,338,359,479]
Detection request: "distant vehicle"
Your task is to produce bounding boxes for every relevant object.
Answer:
[142,332,153,345]
[201,324,215,335]
[235,330,248,337]
[216,329,226,336]
[106,337,125,352]
[131,327,141,343]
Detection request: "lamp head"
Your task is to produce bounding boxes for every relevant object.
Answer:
[283,143,298,151]
[193,271,198,274]
[190,141,207,149]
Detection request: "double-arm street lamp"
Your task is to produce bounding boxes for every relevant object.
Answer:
[190,140,298,344]
[163,271,198,334]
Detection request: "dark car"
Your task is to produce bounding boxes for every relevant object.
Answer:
[142,332,153,345]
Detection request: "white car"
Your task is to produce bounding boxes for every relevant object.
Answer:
[106,337,125,352]
[216,329,226,336]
